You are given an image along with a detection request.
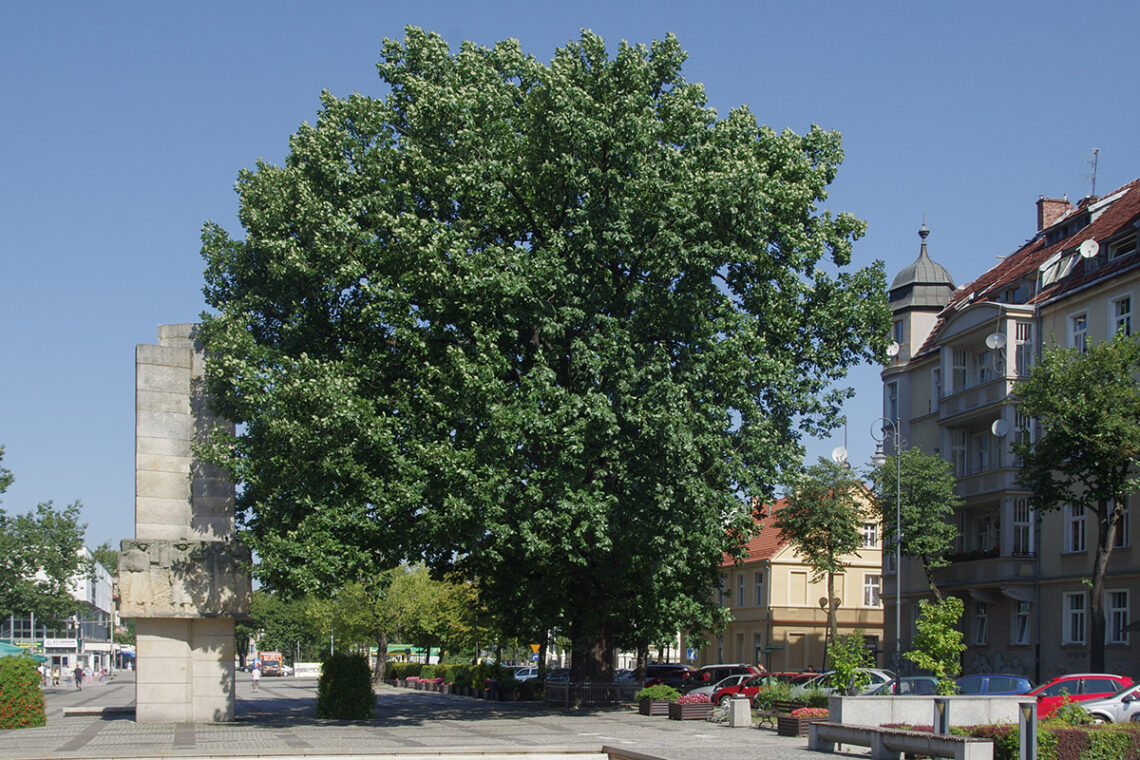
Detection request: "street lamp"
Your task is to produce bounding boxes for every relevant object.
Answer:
[871,416,902,674]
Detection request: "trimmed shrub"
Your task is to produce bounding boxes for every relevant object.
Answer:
[316,653,375,720]
[386,661,422,680]
[753,683,791,710]
[636,684,681,702]
[802,687,830,709]
[0,656,46,729]
[420,665,437,679]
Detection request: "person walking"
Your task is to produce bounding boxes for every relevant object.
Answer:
[74,665,84,691]
[251,664,261,692]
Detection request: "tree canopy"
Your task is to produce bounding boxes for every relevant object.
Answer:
[1013,330,1140,672]
[199,28,889,679]
[0,447,90,624]
[868,446,961,600]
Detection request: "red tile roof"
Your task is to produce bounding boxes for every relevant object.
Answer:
[915,178,1140,357]
[721,497,792,567]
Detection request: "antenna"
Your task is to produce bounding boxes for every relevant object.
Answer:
[985,333,1007,351]
[1079,238,1100,259]
[831,446,849,465]
[886,342,900,357]
[992,419,1010,437]
[1085,148,1100,197]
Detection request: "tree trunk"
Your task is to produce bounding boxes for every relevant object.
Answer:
[1089,499,1119,673]
[372,632,388,683]
[923,557,943,602]
[635,640,649,682]
[826,572,840,644]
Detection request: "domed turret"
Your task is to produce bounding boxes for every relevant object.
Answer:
[889,222,955,312]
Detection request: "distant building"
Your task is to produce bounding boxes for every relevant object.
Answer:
[882,178,1140,682]
[696,495,884,672]
[0,547,115,672]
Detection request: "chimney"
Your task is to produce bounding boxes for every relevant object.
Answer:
[1037,195,1072,231]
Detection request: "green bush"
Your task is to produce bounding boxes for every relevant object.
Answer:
[801,687,830,709]
[450,665,472,688]
[753,683,791,710]
[636,684,681,702]
[1051,696,1094,725]
[0,656,45,729]
[961,722,1140,760]
[317,653,375,720]
[420,665,437,679]
[386,661,422,680]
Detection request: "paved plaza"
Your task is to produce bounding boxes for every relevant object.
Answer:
[0,671,865,760]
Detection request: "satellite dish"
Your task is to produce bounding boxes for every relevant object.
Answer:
[985,333,1007,350]
[1079,239,1100,259]
[886,342,900,357]
[992,419,1010,437]
[831,446,848,465]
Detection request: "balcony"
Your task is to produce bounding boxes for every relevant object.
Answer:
[957,464,1020,498]
[937,553,1038,587]
[939,378,1013,423]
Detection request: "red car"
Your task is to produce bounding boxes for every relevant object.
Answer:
[712,672,800,706]
[1027,673,1133,717]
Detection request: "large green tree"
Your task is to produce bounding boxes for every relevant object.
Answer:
[869,447,961,601]
[199,29,889,680]
[1013,331,1140,673]
[775,458,868,647]
[0,447,90,624]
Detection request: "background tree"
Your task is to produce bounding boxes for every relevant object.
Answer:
[869,447,961,600]
[1012,331,1140,673]
[0,448,89,624]
[199,29,889,680]
[904,596,966,694]
[776,458,867,647]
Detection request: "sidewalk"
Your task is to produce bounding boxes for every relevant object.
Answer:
[0,672,860,760]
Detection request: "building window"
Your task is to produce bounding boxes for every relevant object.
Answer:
[863,523,878,548]
[1066,504,1086,553]
[974,350,992,384]
[893,319,905,344]
[1109,234,1137,260]
[1070,312,1089,353]
[863,575,881,607]
[1015,322,1034,377]
[973,432,993,473]
[952,430,967,477]
[973,602,988,645]
[754,571,765,607]
[886,381,898,421]
[1109,591,1129,645]
[1113,295,1132,337]
[1013,601,1031,645]
[883,548,897,574]
[931,367,942,413]
[719,575,727,607]
[1114,499,1131,549]
[737,573,746,607]
[952,349,968,390]
[1064,592,1087,645]
[1013,498,1033,556]
[754,633,764,664]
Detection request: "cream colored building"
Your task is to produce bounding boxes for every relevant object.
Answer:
[883,179,1140,683]
[697,496,884,672]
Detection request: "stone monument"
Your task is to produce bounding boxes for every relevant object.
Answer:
[119,324,250,722]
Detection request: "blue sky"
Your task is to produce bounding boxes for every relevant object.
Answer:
[3,1,1139,549]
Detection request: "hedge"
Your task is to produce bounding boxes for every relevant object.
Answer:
[0,656,46,729]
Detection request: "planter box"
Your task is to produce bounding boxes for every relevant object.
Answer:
[772,700,807,715]
[777,715,827,737]
[639,698,670,716]
[440,684,451,694]
[669,702,714,721]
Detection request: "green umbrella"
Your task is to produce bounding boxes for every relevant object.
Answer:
[0,642,49,663]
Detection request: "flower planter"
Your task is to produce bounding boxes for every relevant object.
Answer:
[440,683,451,694]
[639,698,671,716]
[668,702,714,721]
[777,716,827,737]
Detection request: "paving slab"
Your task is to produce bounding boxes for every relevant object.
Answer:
[0,671,867,760]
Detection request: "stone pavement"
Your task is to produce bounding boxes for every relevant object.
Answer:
[0,671,866,760]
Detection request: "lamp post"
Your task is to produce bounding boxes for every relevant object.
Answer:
[871,416,902,673]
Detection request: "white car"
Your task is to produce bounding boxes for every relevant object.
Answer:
[686,673,751,699]
[1081,683,1140,723]
[792,668,895,696]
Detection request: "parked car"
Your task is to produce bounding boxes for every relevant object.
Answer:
[713,672,800,706]
[866,676,939,696]
[688,673,751,700]
[682,664,760,692]
[509,666,539,681]
[1081,683,1140,723]
[643,663,696,690]
[793,668,895,696]
[1026,673,1134,718]
[544,668,571,682]
[955,674,1033,696]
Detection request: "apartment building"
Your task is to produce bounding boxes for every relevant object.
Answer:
[698,496,884,672]
[883,178,1140,683]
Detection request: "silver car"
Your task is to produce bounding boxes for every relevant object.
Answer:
[1081,683,1140,723]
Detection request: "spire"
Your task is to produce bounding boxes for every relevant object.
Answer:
[889,218,955,312]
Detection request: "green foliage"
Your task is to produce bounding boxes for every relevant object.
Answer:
[91,541,119,579]
[1050,696,1094,726]
[386,661,422,680]
[801,688,830,709]
[0,488,89,624]
[752,682,791,710]
[636,684,681,702]
[904,596,965,690]
[316,653,375,720]
[0,655,46,729]
[826,631,873,695]
[419,665,437,679]
[868,446,961,598]
[1013,331,1140,671]
[199,28,889,679]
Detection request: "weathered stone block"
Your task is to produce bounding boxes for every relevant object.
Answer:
[118,539,251,619]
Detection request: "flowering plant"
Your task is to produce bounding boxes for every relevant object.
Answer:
[790,707,829,719]
[675,693,712,705]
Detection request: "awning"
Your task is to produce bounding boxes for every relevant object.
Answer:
[968,588,1003,604]
[1001,586,1035,603]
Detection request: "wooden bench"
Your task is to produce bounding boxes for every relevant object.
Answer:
[808,722,993,760]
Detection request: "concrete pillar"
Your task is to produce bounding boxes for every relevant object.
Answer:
[120,324,250,722]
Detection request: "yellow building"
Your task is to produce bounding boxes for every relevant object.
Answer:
[697,496,884,672]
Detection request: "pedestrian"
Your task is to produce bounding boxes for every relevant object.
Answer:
[74,665,84,691]
[52,666,60,685]
[251,664,261,692]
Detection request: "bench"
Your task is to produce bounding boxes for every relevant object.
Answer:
[808,722,993,760]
